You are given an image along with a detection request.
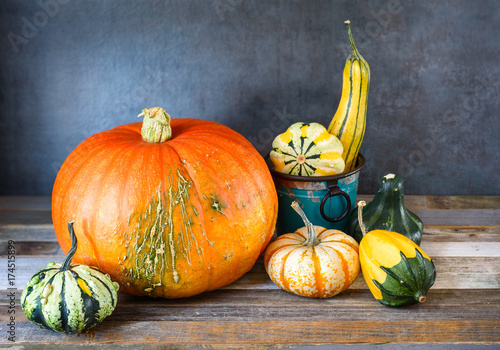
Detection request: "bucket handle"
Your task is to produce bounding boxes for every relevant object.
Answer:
[319,180,351,222]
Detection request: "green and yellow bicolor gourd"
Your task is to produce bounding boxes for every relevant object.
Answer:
[270,122,345,176]
[328,20,370,172]
[21,221,119,333]
[357,201,436,307]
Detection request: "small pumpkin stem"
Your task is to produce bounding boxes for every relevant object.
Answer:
[138,107,172,143]
[418,295,427,303]
[357,200,368,237]
[291,201,319,246]
[60,221,78,271]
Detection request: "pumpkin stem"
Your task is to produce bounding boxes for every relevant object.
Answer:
[344,20,361,58]
[138,107,172,143]
[60,221,78,271]
[357,200,368,237]
[291,201,319,246]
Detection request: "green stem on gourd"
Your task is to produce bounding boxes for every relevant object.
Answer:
[357,200,368,237]
[377,173,405,210]
[60,221,77,271]
[291,201,319,246]
[344,20,362,58]
[138,107,172,143]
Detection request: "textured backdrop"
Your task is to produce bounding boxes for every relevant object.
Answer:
[1,0,499,195]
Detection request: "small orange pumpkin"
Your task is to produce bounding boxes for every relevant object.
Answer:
[264,201,360,298]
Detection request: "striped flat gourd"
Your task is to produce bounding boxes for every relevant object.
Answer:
[328,20,370,172]
[270,122,345,176]
[264,201,360,298]
[21,221,119,333]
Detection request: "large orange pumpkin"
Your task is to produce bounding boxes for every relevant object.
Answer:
[52,107,278,298]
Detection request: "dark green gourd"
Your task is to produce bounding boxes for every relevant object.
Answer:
[347,174,423,245]
[21,221,119,333]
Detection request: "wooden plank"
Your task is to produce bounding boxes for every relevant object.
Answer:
[426,196,500,210]
[0,241,63,256]
[1,225,498,245]
[0,195,497,212]
[358,195,500,211]
[413,209,500,226]
[0,225,497,258]
[0,196,51,210]
[423,226,500,242]
[0,194,442,213]
[421,242,500,257]
[2,287,498,346]
[3,240,497,259]
[0,196,498,346]
[356,194,428,210]
[0,225,56,241]
[0,344,495,350]
[0,226,497,259]
[1,196,499,227]
[56,302,500,322]
[358,195,500,225]
[0,289,367,307]
[247,255,500,275]
[2,291,499,323]
[0,211,52,226]
[224,270,500,291]
[1,207,497,227]
[3,287,497,308]
[7,305,500,324]
[4,320,500,344]
[2,257,499,290]
[232,256,500,290]
[0,257,63,290]
[434,257,500,274]
[262,256,499,275]
[431,274,500,290]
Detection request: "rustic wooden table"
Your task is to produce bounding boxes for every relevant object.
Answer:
[0,195,499,349]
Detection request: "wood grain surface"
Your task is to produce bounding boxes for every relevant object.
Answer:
[0,195,499,348]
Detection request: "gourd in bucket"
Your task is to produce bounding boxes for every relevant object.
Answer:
[270,121,345,177]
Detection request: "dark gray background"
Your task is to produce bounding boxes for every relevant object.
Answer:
[1,0,499,195]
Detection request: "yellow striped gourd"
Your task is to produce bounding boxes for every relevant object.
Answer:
[328,20,370,171]
[270,122,345,176]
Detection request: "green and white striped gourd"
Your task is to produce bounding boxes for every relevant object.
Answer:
[21,221,119,333]
[270,122,345,176]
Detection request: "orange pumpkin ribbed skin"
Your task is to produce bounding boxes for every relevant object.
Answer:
[264,226,360,298]
[52,119,278,298]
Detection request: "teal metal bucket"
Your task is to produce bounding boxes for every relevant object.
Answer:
[269,154,365,236]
